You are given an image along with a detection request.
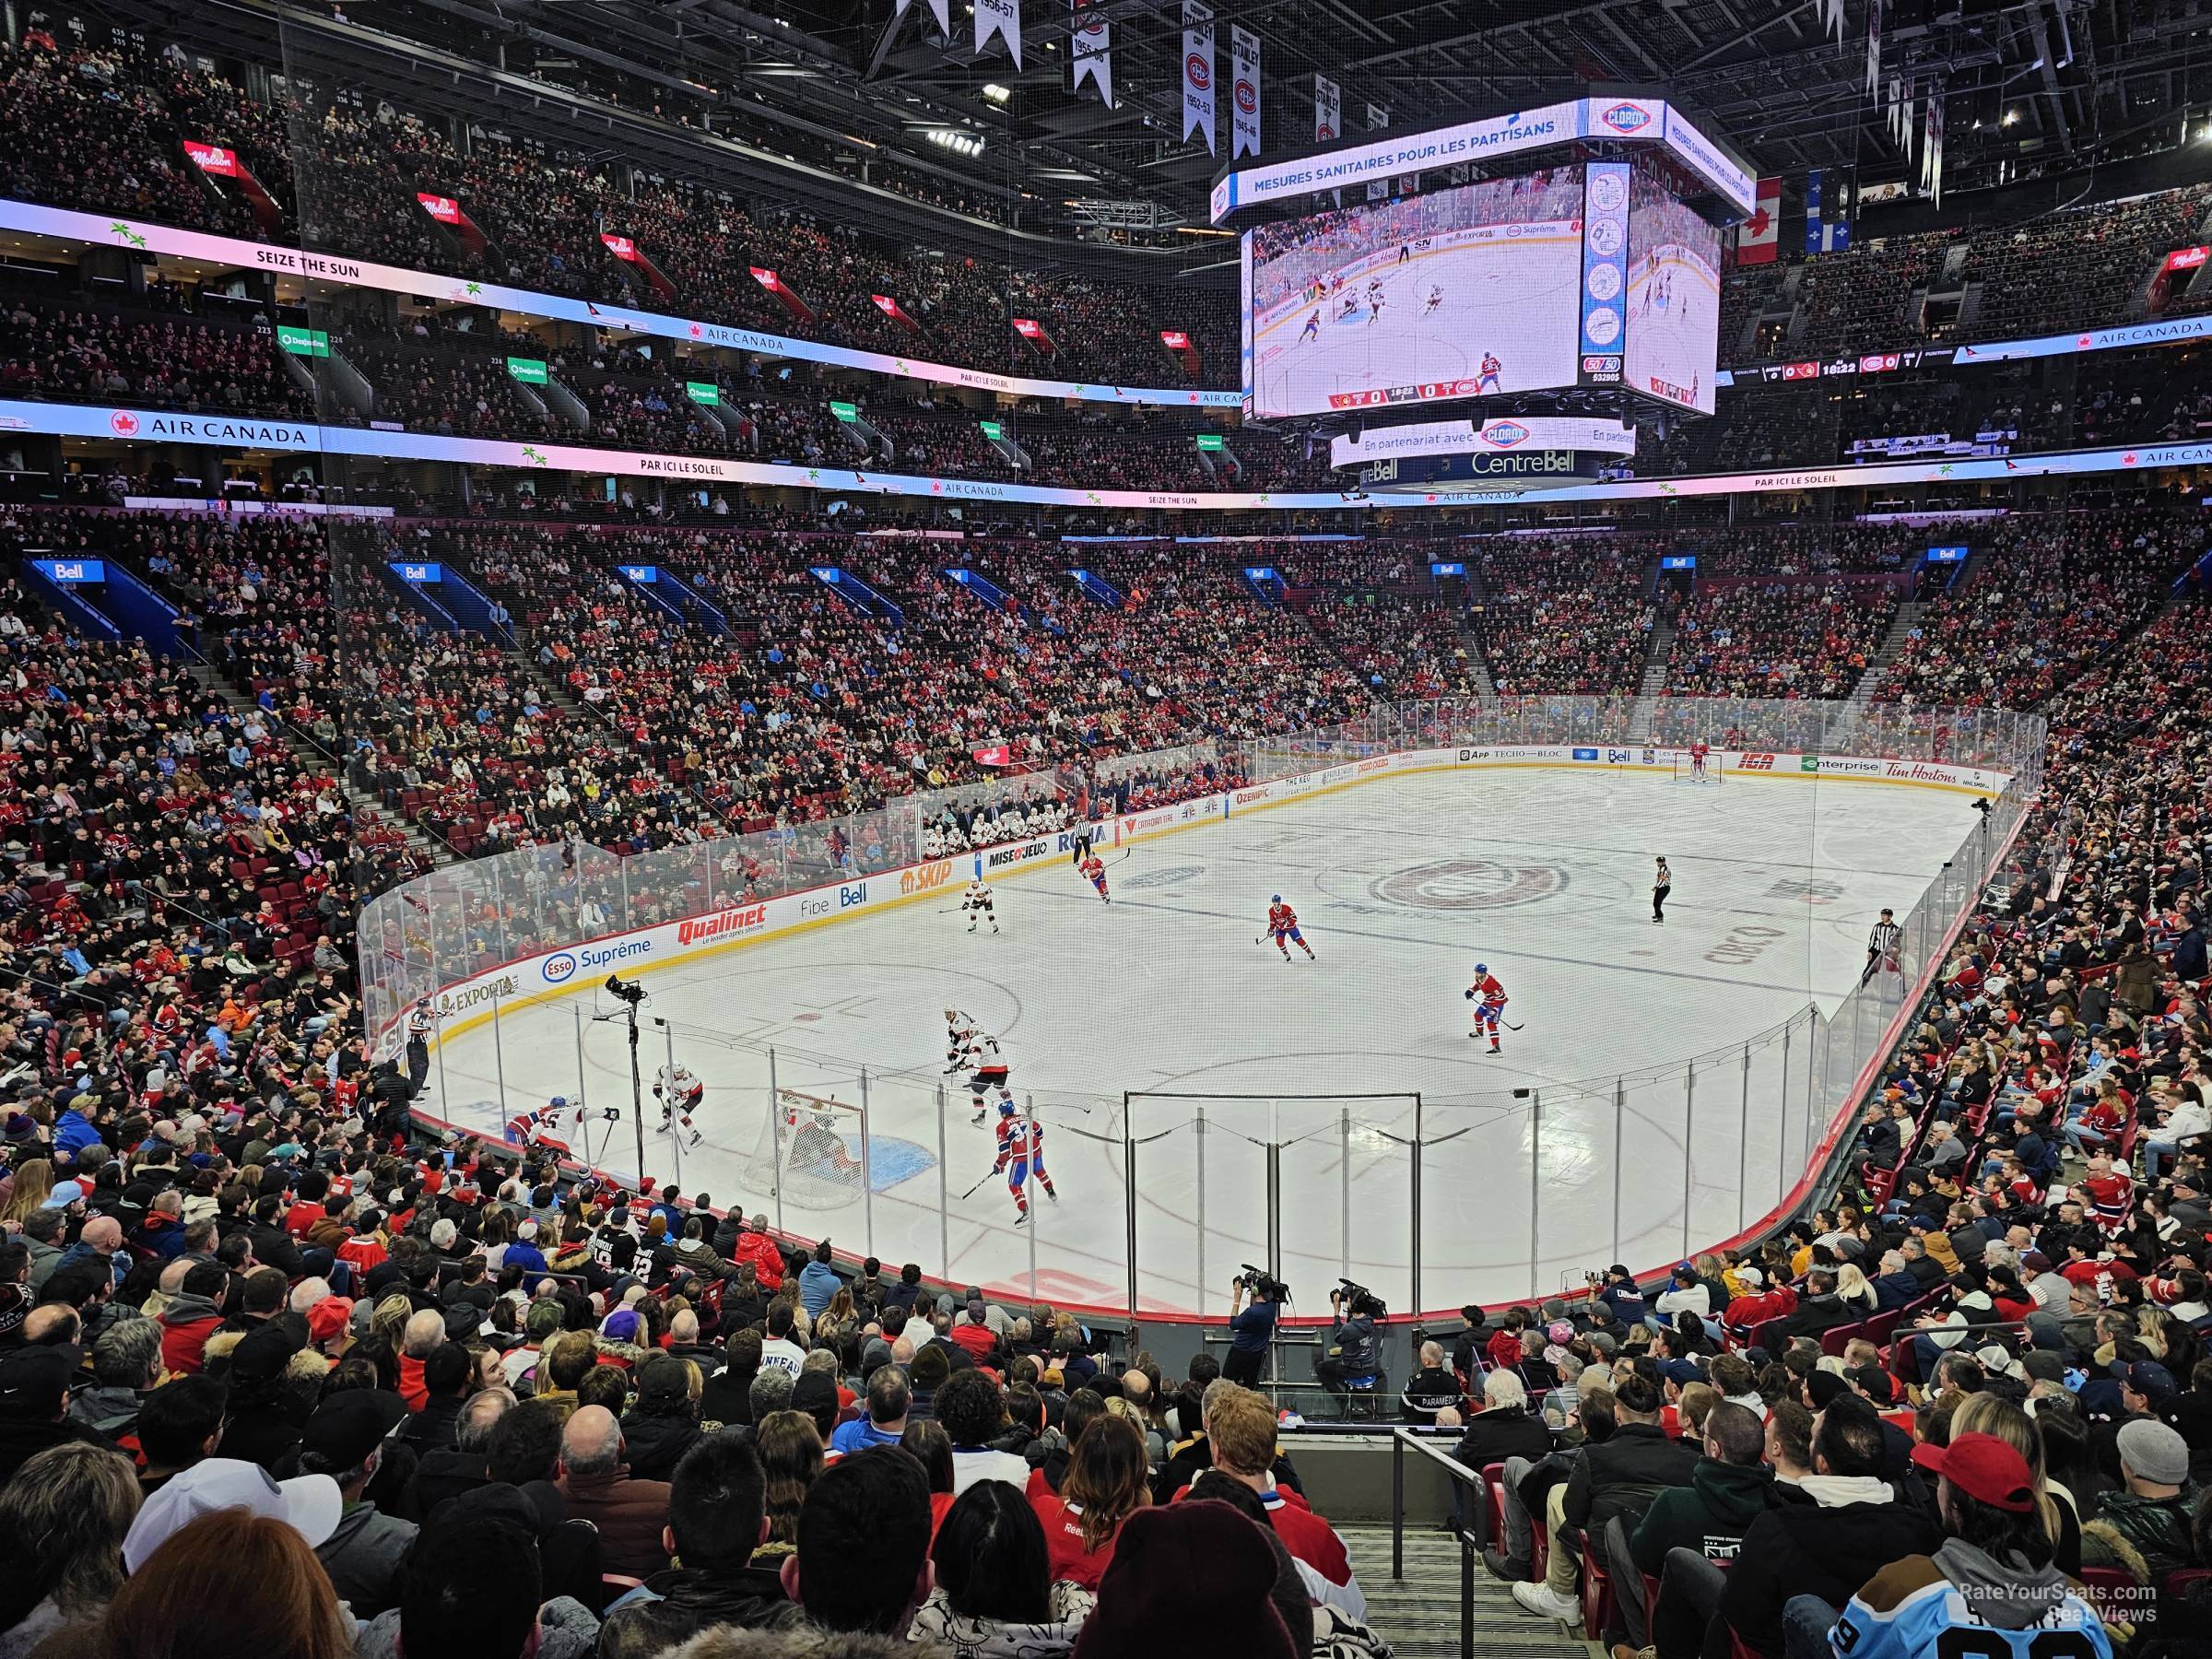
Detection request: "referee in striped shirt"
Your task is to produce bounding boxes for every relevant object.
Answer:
[1861,908,1904,986]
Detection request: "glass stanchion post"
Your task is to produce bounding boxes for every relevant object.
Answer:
[859,1067,875,1260]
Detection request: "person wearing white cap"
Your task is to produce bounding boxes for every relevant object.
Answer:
[122,1457,342,1574]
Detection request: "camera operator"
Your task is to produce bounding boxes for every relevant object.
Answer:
[1315,1284,1382,1397]
[1226,1270,1284,1386]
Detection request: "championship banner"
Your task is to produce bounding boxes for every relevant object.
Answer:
[1070,0,1112,106]
[1313,73,1339,144]
[1182,0,1216,155]
[899,0,955,34]
[1866,0,1882,97]
[1921,93,1945,207]
[1365,101,1390,200]
[1230,23,1262,159]
[977,0,1021,67]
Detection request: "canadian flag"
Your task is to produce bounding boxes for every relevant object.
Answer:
[1736,177,1781,266]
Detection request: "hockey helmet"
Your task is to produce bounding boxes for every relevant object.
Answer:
[550,1096,569,1108]
[1472,963,1488,976]
[1272,894,1282,903]
[998,1099,1018,1117]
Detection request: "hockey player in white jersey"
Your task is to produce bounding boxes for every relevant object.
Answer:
[961,879,999,934]
[943,1010,1013,1125]
[654,1062,704,1147]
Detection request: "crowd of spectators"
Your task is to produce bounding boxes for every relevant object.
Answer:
[2,466,2211,1657]
[1881,512,2206,710]
[1664,579,1898,700]
[0,28,1236,394]
[0,290,312,419]
[1474,536,1663,696]
[18,10,2212,413]
[0,1135,1387,1657]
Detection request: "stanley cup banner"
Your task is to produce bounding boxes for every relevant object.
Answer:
[1230,22,1262,159]
[977,0,1021,67]
[1182,0,1216,155]
[1922,91,1945,206]
[898,0,956,35]
[1866,0,1882,97]
[1313,73,1339,144]
[1069,0,1112,107]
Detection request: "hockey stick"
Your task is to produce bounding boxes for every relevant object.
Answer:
[958,1171,996,1200]
[1502,1018,1525,1031]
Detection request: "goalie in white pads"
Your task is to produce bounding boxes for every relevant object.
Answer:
[961,879,999,934]
[654,1063,704,1147]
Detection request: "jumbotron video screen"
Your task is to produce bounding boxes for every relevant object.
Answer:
[1241,166,1587,418]
[1625,160,1724,415]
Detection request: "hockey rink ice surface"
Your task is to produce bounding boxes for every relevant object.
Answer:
[433,769,1980,1314]
[1626,250,1721,413]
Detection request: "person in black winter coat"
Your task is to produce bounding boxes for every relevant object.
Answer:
[395,1345,472,1453]
[1714,1395,1942,1657]
[620,1354,705,1483]
[595,1431,801,1659]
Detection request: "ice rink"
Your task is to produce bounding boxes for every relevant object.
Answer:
[430,767,1979,1315]
[1251,238,1582,417]
[1626,249,1722,413]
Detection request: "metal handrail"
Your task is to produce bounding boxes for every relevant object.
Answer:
[1388,1427,1493,1659]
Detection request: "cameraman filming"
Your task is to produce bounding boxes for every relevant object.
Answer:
[1315,1283,1382,1398]
[1226,1269,1284,1386]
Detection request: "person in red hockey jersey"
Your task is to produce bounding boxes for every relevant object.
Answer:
[1079,853,1111,903]
[1689,740,1712,776]
[1266,895,1315,960]
[1465,963,1508,1053]
[994,1100,1058,1224]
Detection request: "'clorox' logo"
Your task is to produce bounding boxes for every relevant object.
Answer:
[1185,54,1210,89]
[1481,422,1530,449]
[1600,102,1653,134]
[541,952,578,984]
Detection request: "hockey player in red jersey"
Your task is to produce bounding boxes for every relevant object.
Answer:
[1689,740,1712,776]
[1079,853,1111,903]
[993,1100,1058,1224]
[1465,963,1509,1053]
[1266,895,1315,960]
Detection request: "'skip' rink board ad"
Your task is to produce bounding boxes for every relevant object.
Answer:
[416,747,2010,1319]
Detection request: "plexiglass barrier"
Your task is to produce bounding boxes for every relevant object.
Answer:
[370,698,2049,1320]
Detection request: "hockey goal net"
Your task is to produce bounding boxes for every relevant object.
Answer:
[746,1089,866,1210]
[1672,749,1724,784]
